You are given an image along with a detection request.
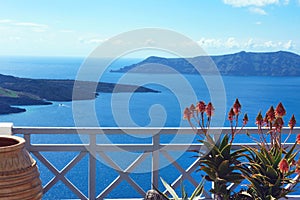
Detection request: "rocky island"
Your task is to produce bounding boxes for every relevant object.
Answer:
[111,51,300,76]
[0,74,159,115]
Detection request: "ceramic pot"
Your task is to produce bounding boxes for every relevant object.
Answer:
[0,135,43,200]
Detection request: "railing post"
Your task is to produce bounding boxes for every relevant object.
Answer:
[89,134,96,200]
[0,122,13,135]
[152,132,160,189]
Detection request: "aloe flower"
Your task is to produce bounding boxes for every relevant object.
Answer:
[278,159,289,174]
[243,113,248,125]
[297,134,300,145]
[190,104,196,112]
[263,113,269,126]
[288,114,296,130]
[266,106,275,122]
[196,101,206,113]
[228,108,235,121]
[233,98,241,115]
[183,107,192,121]
[256,111,263,127]
[274,117,284,132]
[275,102,286,117]
[205,102,214,117]
[296,160,300,175]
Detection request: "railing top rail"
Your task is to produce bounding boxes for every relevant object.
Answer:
[12,126,300,135]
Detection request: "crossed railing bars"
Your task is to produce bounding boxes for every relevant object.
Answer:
[0,125,298,199]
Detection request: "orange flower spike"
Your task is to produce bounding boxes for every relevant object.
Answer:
[274,117,284,131]
[228,108,235,122]
[196,101,206,113]
[183,107,192,121]
[275,102,286,117]
[243,113,248,125]
[296,167,300,175]
[256,111,263,126]
[288,114,296,130]
[296,159,300,175]
[263,113,269,126]
[189,104,196,112]
[206,102,214,117]
[296,134,300,144]
[278,159,289,174]
[233,98,241,115]
[266,106,275,122]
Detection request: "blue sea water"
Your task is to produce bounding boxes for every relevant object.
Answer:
[0,56,299,199]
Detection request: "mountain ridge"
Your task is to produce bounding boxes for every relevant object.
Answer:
[111,51,300,76]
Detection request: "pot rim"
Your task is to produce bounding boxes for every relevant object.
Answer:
[0,136,25,153]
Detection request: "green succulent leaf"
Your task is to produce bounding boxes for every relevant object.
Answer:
[266,165,278,180]
[181,182,187,200]
[190,178,205,200]
[219,134,229,150]
[160,177,179,200]
[218,160,230,176]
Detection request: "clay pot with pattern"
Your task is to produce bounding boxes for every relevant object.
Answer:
[0,135,43,200]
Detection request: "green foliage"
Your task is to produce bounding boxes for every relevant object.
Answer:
[196,134,245,199]
[156,177,205,200]
[240,143,299,199]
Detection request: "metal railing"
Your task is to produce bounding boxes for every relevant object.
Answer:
[4,126,300,199]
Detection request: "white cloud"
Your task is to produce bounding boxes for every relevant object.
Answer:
[283,0,289,5]
[0,19,13,23]
[13,22,48,29]
[59,30,74,33]
[78,37,107,45]
[198,38,222,48]
[283,40,293,49]
[255,21,262,25]
[223,0,279,7]
[197,37,295,52]
[249,7,267,15]
[225,37,240,48]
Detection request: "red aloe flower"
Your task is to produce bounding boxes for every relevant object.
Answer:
[233,99,241,115]
[297,134,300,144]
[190,104,196,112]
[296,159,300,175]
[274,117,284,132]
[263,113,269,126]
[228,108,235,121]
[196,101,206,113]
[206,102,214,117]
[183,107,192,121]
[243,113,248,125]
[266,106,275,122]
[288,114,296,130]
[275,102,286,117]
[256,111,263,127]
[278,159,289,174]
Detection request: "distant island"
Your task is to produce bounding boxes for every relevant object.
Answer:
[0,74,159,115]
[111,51,300,76]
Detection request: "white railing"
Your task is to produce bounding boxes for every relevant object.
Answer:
[3,126,300,199]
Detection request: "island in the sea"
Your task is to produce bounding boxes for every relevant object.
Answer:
[111,51,300,76]
[0,74,159,115]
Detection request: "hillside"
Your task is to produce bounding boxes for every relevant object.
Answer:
[111,51,300,76]
[0,74,159,114]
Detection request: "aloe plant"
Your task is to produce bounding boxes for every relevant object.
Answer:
[184,99,248,199]
[196,134,245,200]
[156,177,205,200]
[239,103,300,199]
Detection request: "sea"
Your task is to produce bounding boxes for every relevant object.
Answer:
[0,56,299,199]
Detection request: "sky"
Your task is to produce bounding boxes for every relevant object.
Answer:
[0,0,299,57]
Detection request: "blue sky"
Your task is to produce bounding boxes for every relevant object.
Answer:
[0,0,299,57]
